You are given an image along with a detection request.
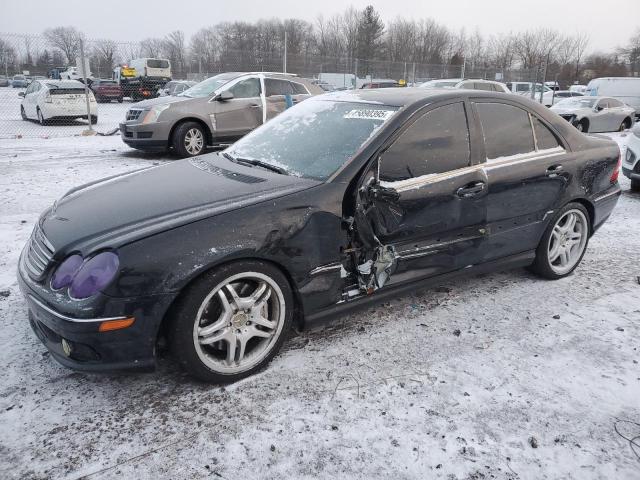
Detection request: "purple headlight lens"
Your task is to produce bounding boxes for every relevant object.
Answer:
[51,254,84,290]
[69,252,119,299]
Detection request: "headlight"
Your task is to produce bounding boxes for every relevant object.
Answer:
[52,251,120,300]
[142,104,170,124]
[51,254,83,290]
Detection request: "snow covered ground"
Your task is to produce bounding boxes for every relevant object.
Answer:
[0,131,639,480]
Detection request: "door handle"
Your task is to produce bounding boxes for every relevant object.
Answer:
[456,181,485,198]
[546,165,563,177]
[249,104,261,108]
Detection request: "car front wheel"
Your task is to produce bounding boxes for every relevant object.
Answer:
[169,261,294,383]
[172,121,206,157]
[530,203,590,279]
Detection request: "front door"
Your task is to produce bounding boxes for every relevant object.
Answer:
[472,100,569,261]
[591,99,611,132]
[212,77,263,139]
[360,101,488,286]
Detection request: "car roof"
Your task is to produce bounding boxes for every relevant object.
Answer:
[317,87,519,107]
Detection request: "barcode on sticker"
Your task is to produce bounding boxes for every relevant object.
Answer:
[344,109,395,120]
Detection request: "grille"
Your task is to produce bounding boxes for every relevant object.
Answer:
[24,225,55,280]
[126,109,144,121]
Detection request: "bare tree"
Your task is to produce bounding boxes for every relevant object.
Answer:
[93,39,118,73]
[139,38,164,58]
[163,31,186,75]
[44,26,85,64]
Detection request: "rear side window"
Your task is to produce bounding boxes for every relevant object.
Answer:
[475,82,494,91]
[380,102,470,182]
[265,79,293,96]
[532,117,560,150]
[290,82,309,94]
[476,103,535,160]
[516,84,529,92]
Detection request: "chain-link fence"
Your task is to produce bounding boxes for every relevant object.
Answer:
[0,32,540,139]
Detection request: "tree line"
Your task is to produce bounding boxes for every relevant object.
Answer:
[1,5,638,85]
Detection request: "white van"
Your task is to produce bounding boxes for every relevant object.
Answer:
[128,58,172,81]
[585,77,640,120]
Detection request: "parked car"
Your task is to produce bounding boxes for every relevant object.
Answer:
[542,90,583,107]
[507,82,552,97]
[120,72,323,157]
[19,80,97,125]
[545,81,560,91]
[0,75,9,87]
[361,80,400,89]
[550,96,635,133]
[419,78,461,89]
[157,80,196,97]
[585,77,640,121]
[11,75,28,88]
[454,79,510,93]
[20,88,621,382]
[90,79,124,103]
[622,122,640,191]
[569,84,588,94]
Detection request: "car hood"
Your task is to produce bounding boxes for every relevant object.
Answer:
[130,95,191,109]
[40,154,319,255]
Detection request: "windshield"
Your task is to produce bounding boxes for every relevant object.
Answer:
[179,74,236,98]
[225,100,399,180]
[555,97,597,108]
[420,80,458,89]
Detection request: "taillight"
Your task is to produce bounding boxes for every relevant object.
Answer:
[44,91,52,103]
[610,152,621,183]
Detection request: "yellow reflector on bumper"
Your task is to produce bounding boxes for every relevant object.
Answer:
[98,317,135,332]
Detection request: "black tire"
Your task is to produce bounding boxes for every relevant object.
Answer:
[172,121,207,158]
[20,106,27,121]
[168,260,294,383]
[118,97,123,103]
[37,108,47,126]
[631,178,640,192]
[575,119,588,133]
[529,202,591,280]
[90,115,98,125]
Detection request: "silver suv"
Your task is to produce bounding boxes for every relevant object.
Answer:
[120,72,323,157]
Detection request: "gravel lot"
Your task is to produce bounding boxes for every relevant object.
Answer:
[0,126,639,479]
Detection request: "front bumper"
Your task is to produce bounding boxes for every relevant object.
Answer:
[622,134,640,181]
[120,121,169,151]
[17,251,174,372]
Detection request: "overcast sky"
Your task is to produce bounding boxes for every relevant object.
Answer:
[1,0,638,52]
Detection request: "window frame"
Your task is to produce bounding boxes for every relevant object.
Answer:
[264,77,294,97]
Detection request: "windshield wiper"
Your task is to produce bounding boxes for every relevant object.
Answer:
[223,152,289,175]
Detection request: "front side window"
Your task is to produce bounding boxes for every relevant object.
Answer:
[379,102,470,182]
[226,100,398,180]
[608,98,623,107]
[476,102,535,160]
[265,79,294,96]
[229,78,261,98]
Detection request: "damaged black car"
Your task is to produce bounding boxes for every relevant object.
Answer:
[18,88,622,382]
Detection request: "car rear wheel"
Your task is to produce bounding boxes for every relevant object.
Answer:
[169,260,294,383]
[20,106,27,121]
[530,203,590,279]
[172,121,206,157]
[631,178,640,192]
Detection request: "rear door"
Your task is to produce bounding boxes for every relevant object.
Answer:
[472,99,569,261]
[212,76,263,139]
[364,101,488,284]
[264,78,294,121]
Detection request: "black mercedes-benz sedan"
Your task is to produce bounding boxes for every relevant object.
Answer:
[18,88,622,382]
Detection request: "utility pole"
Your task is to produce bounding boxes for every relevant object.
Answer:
[461,58,466,79]
[354,58,358,89]
[79,40,93,132]
[283,31,287,74]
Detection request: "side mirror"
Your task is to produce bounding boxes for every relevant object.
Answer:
[370,182,400,202]
[595,105,604,112]
[216,90,234,101]
[18,92,25,97]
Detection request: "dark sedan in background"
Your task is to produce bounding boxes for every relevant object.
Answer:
[90,79,124,103]
[20,88,621,382]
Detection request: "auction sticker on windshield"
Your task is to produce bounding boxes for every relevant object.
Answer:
[344,109,395,120]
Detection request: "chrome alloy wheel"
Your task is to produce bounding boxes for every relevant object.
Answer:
[184,128,204,155]
[192,272,286,374]
[547,209,588,275]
